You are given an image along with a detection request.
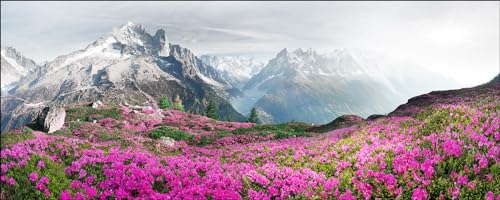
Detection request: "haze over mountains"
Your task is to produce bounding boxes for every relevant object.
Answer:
[231,48,458,123]
[1,22,461,132]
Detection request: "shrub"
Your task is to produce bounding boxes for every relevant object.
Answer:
[198,135,216,146]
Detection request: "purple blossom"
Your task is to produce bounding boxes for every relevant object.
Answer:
[412,187,428,200]
[457,175,468,185]
[37,160,45,169]
[29,171,38,182]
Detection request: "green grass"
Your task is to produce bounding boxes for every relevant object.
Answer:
[231,122,312,136]
[150,126,194,141]
[1,128,34,148]
[65,106,122,122]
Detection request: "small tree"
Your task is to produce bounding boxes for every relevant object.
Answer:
[206,100,219,120]
[248,107,259,123]
[226,114,233,122]
[173,95,185,112]
[158,96,172,109]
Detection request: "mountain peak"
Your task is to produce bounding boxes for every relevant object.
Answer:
[121,21,145,32]
[277,48,288,57]
[112,22,149,46]
[1,46,38,91]
[153,29,170,57]
[1,46,22,58]
[126,21,136,27]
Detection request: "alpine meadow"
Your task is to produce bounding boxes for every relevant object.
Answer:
[1,2,499,200]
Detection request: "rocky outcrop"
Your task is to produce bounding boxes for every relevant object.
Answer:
[307,114,365,133]
[36,106,66,133]
[367,114,385,121]
[159,136,175,147]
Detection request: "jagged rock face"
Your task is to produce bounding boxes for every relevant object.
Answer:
[237,48,458,124]
[37,106,66,133]
[1,46,38,92]
[154,29,170,57]
[1,22,245,133]
[169,45,231,89]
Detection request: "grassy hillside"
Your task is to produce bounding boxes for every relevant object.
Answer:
[1,83,499,199]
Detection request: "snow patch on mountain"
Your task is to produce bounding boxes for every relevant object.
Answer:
[198,74,225,88]
[200,55,265,88]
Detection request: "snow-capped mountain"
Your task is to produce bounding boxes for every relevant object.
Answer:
[200,55,265,88]
[1,22,244,132]
[1,46,38,92]
[236,48,457,124]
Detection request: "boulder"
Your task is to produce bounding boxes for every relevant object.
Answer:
[37,106,66,133]
[159,136,175,147]
[91,100,103,109]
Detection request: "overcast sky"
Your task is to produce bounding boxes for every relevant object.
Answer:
[1,1,498,87]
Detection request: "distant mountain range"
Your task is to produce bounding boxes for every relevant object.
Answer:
[1,22,462,132]
[199,55,265,89]
[231,48,458,124]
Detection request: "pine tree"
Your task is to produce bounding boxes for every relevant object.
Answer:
[173,95,185,112]
[206,100,219,120]
[248,107,259,123]
[226,114,233,122]
[158,96,172,109]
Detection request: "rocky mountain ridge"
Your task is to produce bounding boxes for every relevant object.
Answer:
[1,22,245,133]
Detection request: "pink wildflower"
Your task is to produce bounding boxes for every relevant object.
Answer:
[29,171,38,182]
[412,187,428,200]
[37,160,45,169]
[457,175,468,185]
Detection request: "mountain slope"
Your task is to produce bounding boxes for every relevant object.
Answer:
[238,48,458,124]
[1,22,244,133]
[0,46,38,92]
[389,73,500,117]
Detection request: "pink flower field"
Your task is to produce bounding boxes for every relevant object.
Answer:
[1,85,499,200]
